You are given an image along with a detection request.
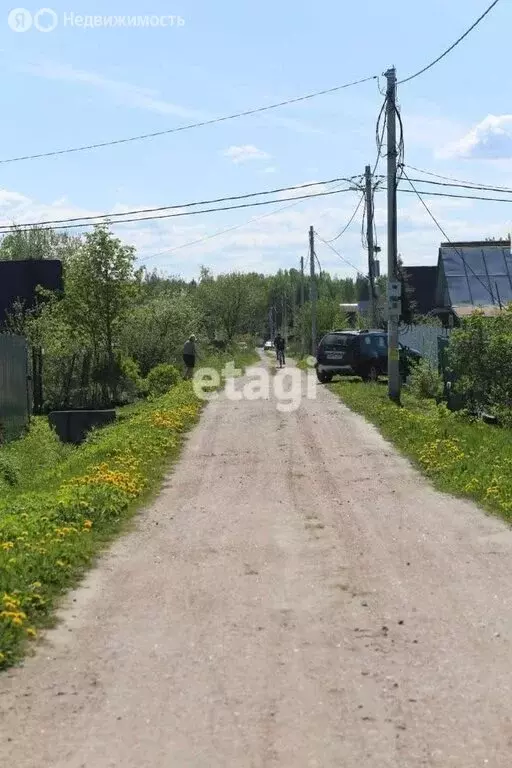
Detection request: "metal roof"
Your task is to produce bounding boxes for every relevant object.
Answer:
[439,242,512,309]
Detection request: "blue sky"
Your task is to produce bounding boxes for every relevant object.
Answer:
[0,0,511,278]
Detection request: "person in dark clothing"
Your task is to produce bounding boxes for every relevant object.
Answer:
[183,334,196,379]
[274,333,286,367]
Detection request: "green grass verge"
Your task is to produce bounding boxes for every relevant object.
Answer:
[0,350,258,670]
[330,379,512,522]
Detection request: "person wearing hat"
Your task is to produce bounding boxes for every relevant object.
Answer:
[183,334,197,379]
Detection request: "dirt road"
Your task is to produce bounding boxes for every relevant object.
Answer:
[2,359,512,767]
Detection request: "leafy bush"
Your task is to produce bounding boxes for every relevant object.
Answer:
[0,455,20,488]
[407,359,444,400]
[449,306,512,417]
[0,419,69,493]
[146,363,181,397]
[120,294,203,376]
[118,356,148,402]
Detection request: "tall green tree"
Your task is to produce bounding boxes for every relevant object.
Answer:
[198,269,266,342]
[0,226,82,262]
[28,226,140,408]
[65,226,138,379]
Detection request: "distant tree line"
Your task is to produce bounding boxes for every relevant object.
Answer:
[0,225,384,411]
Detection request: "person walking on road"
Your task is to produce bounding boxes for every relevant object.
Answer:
[183,334,197,380]
[274,333,286,368]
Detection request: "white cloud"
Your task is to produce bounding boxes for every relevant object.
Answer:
[222,145,271,164]
[439,115,512,159]
[403,113,465,154]
[1,182,507,280]
[0,190,31,208]
[263,166,277,174]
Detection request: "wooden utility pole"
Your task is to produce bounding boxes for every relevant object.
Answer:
[309,226,317,356]
[365,164,378,328]
[385,67,401,403]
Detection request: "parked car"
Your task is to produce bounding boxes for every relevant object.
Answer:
[263,340,274,350]
[315,330,421,383]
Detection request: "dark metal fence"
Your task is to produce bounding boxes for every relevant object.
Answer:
[0,334,30,442]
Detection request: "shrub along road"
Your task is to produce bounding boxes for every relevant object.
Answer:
[2,360,512,766]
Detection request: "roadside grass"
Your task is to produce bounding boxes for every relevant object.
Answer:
[0,350,257,670]
[330,379,512,523]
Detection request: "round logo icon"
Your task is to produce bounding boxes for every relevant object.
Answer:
[34,7,58,32]
[7,8,33,32]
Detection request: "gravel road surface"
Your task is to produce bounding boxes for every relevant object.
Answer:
[2,358,512,767]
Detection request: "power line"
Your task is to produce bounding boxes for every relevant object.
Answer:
[0,176,356,231]
[395,105,405,184]
[324,192,365,243]
[139,201,302,263]
[402,175,512,196]
[375,185,512,204]
[400,169,496,302]
[361,194,368,249]
[395,188,512,204]
[373,95,388,175]
[399,0,502,84]
[403,163,512,193]
[0,186,354,234]
[0,75,378,166]
[139,182,348,263]
[314,230,361,273]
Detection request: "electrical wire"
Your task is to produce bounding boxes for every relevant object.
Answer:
[325,192,365,243]
[0,176,356,232]
[314,230,361,273]
[395,105,405,185]
[398,0,502,84]
[0,186,354,234]
[401,176,512,195]
[138,199,304,263]
[400,168,496,302]
[373,207,379,255]
[395,188,512,204]
[139,180,349,263]
[373,95,388,175]
[0,75,378,166]
[403,164,512,194]
[361,195,368,249]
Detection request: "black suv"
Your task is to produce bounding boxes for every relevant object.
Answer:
[315,330,421,383]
